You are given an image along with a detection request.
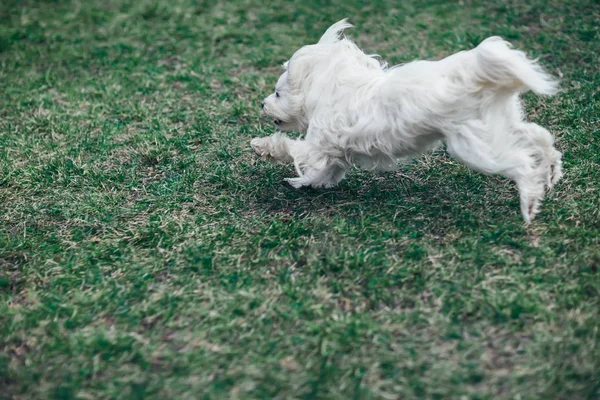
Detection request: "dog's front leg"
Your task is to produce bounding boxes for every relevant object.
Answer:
[250,132,295,163]
[251,131,348,188]
[284,162,347,188]
[284,141,348,189]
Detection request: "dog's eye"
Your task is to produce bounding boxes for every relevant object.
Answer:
[275,92,280,98]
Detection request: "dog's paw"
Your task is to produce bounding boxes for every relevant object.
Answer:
[251,137,271,158]
[284,177,306,189]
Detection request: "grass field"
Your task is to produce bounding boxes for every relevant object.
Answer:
[1,0,599,398]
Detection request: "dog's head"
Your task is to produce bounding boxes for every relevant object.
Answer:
[261,19,357,132]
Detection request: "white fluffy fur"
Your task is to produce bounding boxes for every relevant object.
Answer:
[251,20,562,223]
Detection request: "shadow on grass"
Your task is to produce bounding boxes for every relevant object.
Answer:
[244,160,522,232]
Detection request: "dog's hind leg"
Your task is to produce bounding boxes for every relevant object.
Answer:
[518,123,563,189]
[445,122,559,223]
[512,123,563,222]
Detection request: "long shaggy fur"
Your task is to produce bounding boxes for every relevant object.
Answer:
[251,19,562,223]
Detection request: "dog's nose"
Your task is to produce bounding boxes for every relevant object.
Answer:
[261,102,265,109]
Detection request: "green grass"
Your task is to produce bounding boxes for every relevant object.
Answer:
[0,0,599,398]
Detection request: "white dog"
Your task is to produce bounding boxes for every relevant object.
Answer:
[251,20,562,222]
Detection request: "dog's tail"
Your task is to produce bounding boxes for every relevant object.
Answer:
[474,37,558,95]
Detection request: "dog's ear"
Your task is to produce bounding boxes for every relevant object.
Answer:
[318,19,353,45]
